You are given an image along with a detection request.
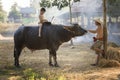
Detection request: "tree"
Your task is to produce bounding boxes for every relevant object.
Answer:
[40,0,80,45]
[103,0,107,58]
[40,0,80,22]
[8,3,21,22]
[0,0,6,22]
[107,0,120,17]
[40,0,51,8]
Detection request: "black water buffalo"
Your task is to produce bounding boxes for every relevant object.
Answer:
[14,22,87,67]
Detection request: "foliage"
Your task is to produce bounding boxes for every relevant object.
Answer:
[8,3,21,20]
[0,0,6,22]
[22,68,66,80]
[107,0,120,17]
[40,0,51,8]
[52,0,69,10]
[0,12,5,21]
[39,0,80,10]
[23,68,40,80]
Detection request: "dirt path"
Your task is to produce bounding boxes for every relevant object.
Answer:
[0,34,13,40]
[0,41,120,80]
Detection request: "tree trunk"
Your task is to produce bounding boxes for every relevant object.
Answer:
[69,0,72,23]
[103,0,108,58]
[81,15,84,27]
[68,0,73,45]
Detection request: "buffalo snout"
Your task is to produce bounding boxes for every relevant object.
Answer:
[75,25,87,36]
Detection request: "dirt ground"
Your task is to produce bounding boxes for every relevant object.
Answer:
[0,40,120,80]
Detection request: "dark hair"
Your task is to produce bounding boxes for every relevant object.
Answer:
[40,8,46,12]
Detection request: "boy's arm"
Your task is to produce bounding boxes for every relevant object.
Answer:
[88,29,97,34]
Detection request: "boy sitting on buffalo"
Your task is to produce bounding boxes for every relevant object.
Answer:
[38,8,48,37]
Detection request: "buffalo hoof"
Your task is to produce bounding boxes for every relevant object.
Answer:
[15,65,21,68]
[54,64,60,67]
[14,64,21,68]
[49,63,54,67]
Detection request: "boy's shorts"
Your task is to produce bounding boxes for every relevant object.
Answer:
[91,40,103,50]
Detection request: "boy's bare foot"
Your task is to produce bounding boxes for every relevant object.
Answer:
[91,63,98,66]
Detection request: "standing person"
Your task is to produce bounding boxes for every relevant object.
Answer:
[38,8,48,37]
[88,19,104,66]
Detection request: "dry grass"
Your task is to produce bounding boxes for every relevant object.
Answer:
[98,42,120,68]
[0,23,20,33]
[107,47,120,61]
[0,41,120,80]
[107,42,119,48]
[98,58,120,67]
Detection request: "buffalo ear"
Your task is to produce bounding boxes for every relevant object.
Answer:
[63,26,73,31]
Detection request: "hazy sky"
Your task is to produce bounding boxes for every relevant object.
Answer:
[1,0,30,12]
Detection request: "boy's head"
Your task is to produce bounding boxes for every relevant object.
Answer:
[94,19,102,26]
[40,8,46,15]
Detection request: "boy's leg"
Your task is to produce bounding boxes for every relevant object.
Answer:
[96,52,101,65]
[91,41,104,54]
[91,51,100,66]
[91,41,104,66]
[93,48,103,54]
[39,24,42,37]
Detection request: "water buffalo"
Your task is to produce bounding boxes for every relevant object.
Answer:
[14,22,87,67]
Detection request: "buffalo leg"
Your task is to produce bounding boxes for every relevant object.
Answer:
[14,47,22,67]
[52,50,59,67]
[49,50,59,67]
[49,50,54,66]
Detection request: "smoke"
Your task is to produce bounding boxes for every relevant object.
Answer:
[108,23,120,45]
[71,0,103,43]
[71,0,120,45]
[80,0,102,13]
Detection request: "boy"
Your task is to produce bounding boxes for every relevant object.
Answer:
[38,8,48,37]
[88,19,104,66]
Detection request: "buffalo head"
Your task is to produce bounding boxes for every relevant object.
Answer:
[64,24,87,36]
